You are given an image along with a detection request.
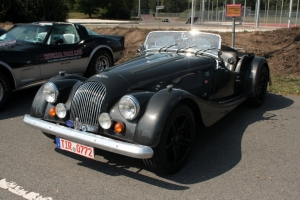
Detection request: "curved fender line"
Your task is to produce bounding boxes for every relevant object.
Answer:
[134,88,194,147]
[0,61,17,88]
[85,45,114,69]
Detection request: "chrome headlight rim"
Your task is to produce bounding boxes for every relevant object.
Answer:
[55,103,67,118]
[118,95,140,120]
[98,112,113,129]
[43,82,59,103]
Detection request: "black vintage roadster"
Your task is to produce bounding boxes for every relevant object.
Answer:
[24,30,270,174]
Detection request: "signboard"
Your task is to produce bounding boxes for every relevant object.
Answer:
[226,4,242,17]
[156,6,164,10]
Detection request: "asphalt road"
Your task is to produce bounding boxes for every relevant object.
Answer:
[0,88,299,200]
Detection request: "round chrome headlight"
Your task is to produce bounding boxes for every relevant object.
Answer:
[98,113,112,129]
[118,95,140,120]
[43,82,59,103]
[56,103,67,118]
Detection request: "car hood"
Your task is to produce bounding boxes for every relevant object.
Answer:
[0,40,37,53]
[106,52,215,91]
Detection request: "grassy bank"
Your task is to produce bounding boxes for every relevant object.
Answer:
[269,74,300,96]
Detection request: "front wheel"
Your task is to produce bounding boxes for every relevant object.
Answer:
[0,72,12,110]
[143,104,195,174]
[85,50,112,77]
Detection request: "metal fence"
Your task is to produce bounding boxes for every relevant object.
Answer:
[140,9,300,27]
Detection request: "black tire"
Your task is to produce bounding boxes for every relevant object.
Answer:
[43,132,55,140]
[246,66,269,107]
[143,104,195,174]
[0,72,12,110]
[85,50,112,77]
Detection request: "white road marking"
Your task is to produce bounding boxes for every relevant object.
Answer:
[0,178,53,200]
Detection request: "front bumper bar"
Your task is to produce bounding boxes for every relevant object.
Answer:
[23,114,153,159]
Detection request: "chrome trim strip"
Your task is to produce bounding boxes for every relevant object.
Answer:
[13,80,47,91]
[23,114,154,159]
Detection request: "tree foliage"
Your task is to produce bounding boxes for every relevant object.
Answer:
[0,0,68,23]
[74,0,103,18]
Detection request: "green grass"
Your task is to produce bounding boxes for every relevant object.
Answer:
[268,74,300,96]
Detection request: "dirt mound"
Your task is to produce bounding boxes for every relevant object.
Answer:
[2,23,299,77]
[97,27,300,78]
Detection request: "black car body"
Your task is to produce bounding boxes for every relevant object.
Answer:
[0,22,124,109]
[0,28,6,36]
[24,31,270,174]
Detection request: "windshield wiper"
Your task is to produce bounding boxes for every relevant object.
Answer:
[175,45,196,54]
[159,43,178,53]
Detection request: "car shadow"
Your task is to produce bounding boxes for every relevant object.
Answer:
[53,93,294,190]
[0,86,40,120]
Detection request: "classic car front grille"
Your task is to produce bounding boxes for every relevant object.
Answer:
[70,81,106,132]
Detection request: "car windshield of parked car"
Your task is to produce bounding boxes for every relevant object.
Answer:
[144,31,221,56]
[0,24,51,44]
[86,28,99,36]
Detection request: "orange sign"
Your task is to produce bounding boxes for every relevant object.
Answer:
[226,4,242,17]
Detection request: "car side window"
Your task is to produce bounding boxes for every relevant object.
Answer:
[47,24,80,45]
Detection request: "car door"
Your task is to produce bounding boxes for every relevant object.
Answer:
[39,24,87,79]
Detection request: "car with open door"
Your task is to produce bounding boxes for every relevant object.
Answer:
[24,30,270,174]
[0,22,124,110]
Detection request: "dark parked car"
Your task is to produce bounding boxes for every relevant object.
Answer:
[0,22,124,109]
[0,28,6,36]
[24,31,270,174]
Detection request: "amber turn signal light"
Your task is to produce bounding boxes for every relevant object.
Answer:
[49,108,56,117]
[114,122,125,133]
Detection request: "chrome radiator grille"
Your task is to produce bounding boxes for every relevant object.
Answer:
[70,81,106,132]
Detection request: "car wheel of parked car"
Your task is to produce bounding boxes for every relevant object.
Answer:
[143,104,195,174]
[85,50,112,77]
[0,72,11,110]
[246,66,269,107]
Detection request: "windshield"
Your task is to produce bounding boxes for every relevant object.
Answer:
[86,28,99,36]
[0,24,51,43]
[144,31,221,56]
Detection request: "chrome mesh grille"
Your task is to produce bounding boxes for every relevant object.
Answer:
[70,81,106,128]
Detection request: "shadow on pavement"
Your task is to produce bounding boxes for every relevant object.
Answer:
[0,86,40,120]
[52,93,293,190]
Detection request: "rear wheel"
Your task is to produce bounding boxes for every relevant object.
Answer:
[85,50,112,77]
[0,72,12,110]
[246,66,269,107]
[143,104,195,174]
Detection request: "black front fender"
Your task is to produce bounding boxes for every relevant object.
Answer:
[30,74,86,118]
[134,88,193,147]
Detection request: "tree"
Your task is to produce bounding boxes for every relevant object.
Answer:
[163,0,189,13]
[101,0,133,19]
[74,0,102,18]
[0,0,68,23]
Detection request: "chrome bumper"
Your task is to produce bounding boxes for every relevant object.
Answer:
[23,114,153,159]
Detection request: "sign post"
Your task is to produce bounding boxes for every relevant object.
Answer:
[226,4,242,48]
